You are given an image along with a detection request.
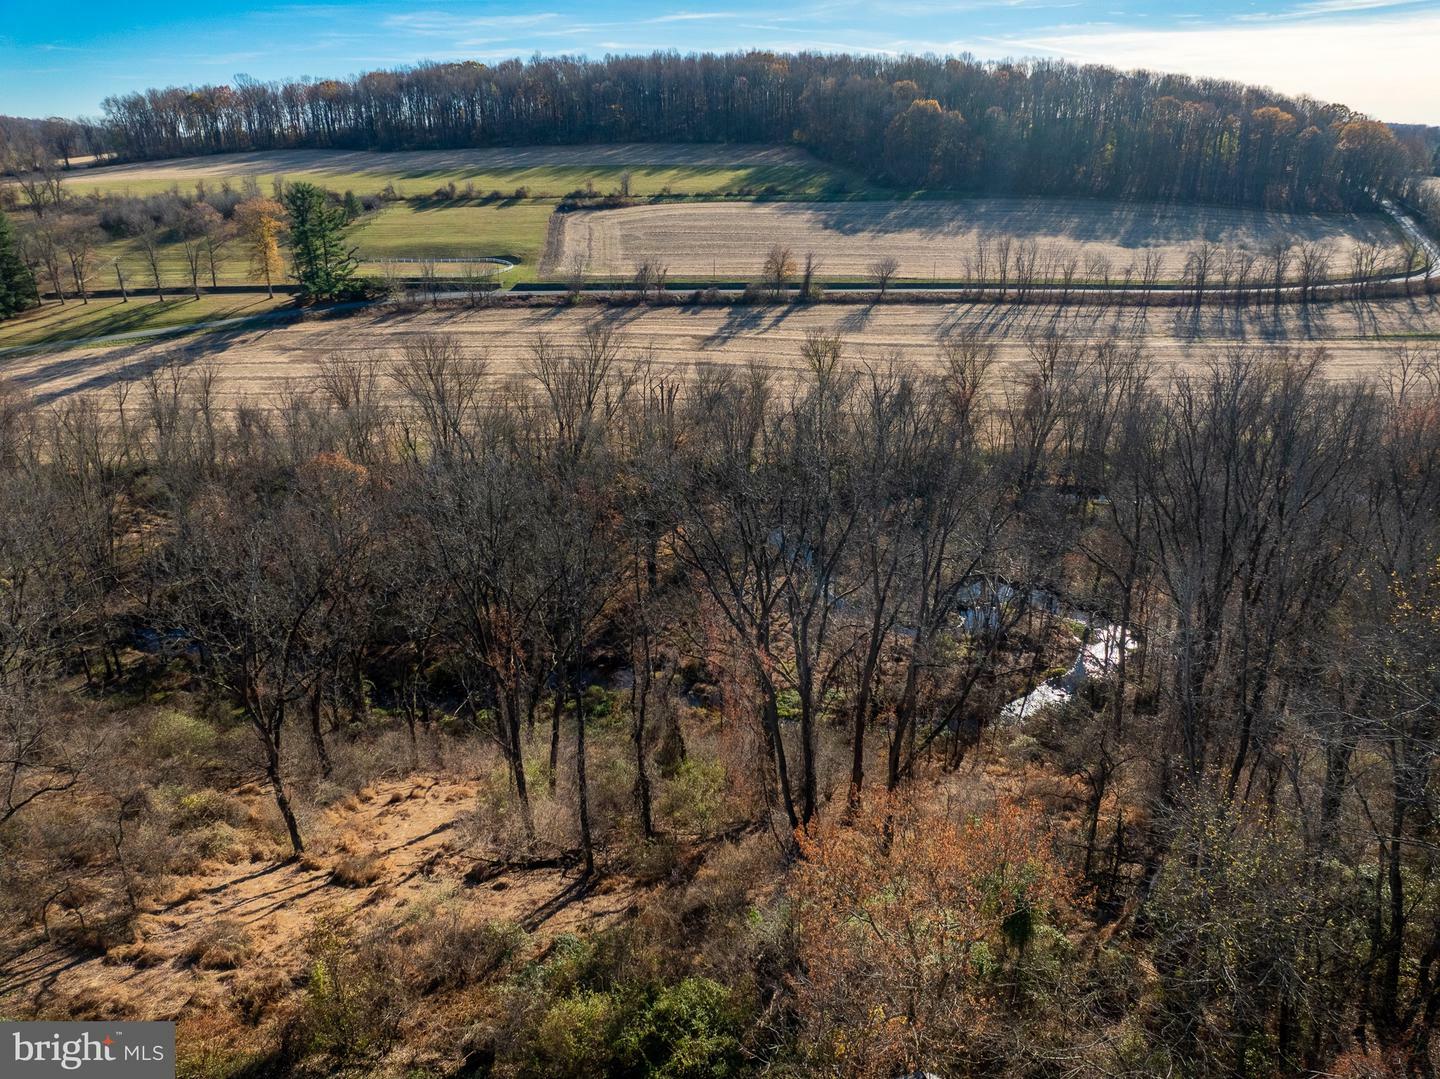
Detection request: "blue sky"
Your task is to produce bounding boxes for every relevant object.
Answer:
[2,0,1437,123]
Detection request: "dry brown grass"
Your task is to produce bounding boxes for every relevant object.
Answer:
[547,198,1401,280]
[181,919,253,970]
[0,774,637,1021]
[329,853,384,888]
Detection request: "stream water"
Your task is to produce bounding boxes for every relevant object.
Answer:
[998,604,1133,723]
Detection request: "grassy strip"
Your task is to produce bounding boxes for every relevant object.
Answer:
[63,162,871,200]
[0,295,292,350]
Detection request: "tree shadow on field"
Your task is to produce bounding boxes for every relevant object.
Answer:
[763,302,808,332]
[1339,297,1386,340]
[835,302,877,334]
[784,196,1391,255]
[530,302,589,325]
[591,303,654,330]
[700,303,768,348]
[1105,305,1160,343]
[12,326,259,407]
[944,301,1028,338]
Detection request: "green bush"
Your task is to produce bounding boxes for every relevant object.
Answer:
[582,684,616,723]
[172,788,245,830]
[286,924,407,1066]
[616,978,746,1078]
[774,688,801,721]
[521,978,745,1079]
[143,711,217,763]
[529,991,622,1078]
[657,758,727,836]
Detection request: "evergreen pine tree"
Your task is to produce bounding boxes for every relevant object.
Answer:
[0,210,40,319]
[283,183,358,301]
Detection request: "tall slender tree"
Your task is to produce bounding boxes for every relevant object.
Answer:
[0,210,39,318]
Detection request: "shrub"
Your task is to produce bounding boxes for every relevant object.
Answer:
[396,902,524,992]
[232,968,292,1024]
[681,837,776,924]
[175,1012,283,1079]
[529,991,622,1078]
[285,923,408,1065]
[463,759,551,858]
[625,834,682,885]
[329,853,382,888]
[658,758,727,836]
[616,978,746,1079]
[142,711,217,763]
[182,918,252,970]
[792,792,1072,1076]
[522,979,745,1079]
[582,684,615,723]
[172,788,245,830]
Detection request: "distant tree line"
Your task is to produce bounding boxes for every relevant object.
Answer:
[0,114,106,172]
[1391,123,1440,174]
[67,53,1421,210]
[1,174,368,308]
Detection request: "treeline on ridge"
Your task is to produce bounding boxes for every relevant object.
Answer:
[11,52,1425,211]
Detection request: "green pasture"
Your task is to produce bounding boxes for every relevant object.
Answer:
[63,162,865,200]
[349,200,555,281]
[0,294,291,350]
[64,200,555,290]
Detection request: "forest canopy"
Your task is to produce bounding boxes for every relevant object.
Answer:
[4,52,1425,211]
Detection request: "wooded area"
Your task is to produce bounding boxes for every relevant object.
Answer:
[2,52,1427,210]
[3,331,1440,1074]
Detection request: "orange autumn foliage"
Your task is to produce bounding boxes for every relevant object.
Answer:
[792,792,1073,1078]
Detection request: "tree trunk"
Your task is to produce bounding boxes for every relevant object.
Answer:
[504,691,536,841]
[849,627,884,809]
[308,681,332,778]
[259,723,303,855]
[549,674,565,794]
[760,686,800,832]
[574,684,594,876]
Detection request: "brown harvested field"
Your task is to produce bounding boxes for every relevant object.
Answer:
[65,144,818,183]
[5,297,1437,409]
[547,198,1402,281]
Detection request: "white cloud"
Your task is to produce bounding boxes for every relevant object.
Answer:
[993,10,1440,123]
[645,11,737,22]
[380,12,563,36]
[1240,0,1434,19]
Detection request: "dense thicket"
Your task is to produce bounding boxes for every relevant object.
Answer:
[3,331,1440,1074]
[86,53,1418,209]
